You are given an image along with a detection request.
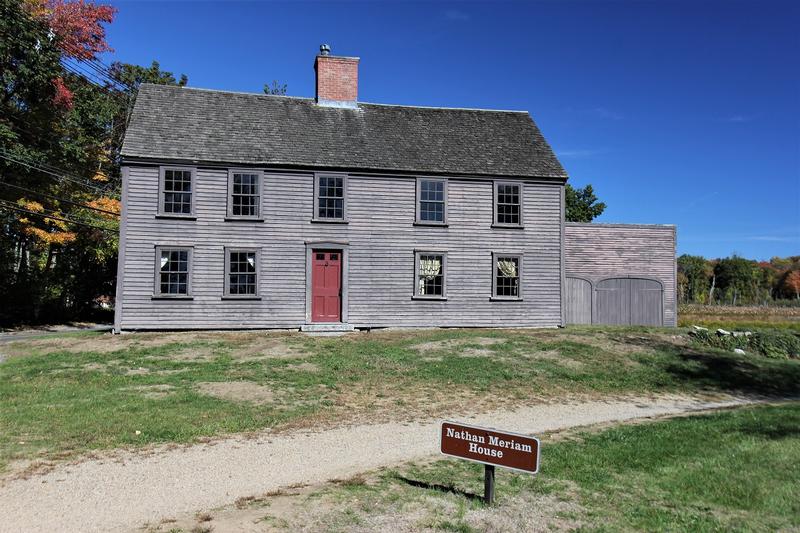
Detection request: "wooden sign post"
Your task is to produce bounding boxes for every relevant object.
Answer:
[440,421,540,504]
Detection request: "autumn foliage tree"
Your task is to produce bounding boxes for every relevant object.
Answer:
[784,270,800,300]
[0,0,185,324]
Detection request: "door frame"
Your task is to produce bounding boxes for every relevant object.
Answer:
[305,241,349,324]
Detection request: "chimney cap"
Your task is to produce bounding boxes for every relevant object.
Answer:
[319,44,331,56]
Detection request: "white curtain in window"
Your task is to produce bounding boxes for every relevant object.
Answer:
[160,254,169,269]
[420,258,441,279]
[498,259,517,278]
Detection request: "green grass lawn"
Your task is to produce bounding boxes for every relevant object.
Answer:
[2,327,799,473]
[218,403,799,532]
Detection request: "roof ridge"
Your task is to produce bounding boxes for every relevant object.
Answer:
[139,83,528,114]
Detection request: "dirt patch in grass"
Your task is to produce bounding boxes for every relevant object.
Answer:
[123,384,175,399]
[232,339,307,362]
[196,381,276,405]
[285,362,320,372]
[411,337,505,361]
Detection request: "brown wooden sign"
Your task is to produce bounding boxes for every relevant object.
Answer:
[440,421,540,474]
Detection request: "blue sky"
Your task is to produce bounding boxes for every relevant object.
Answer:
[103,0,799,260]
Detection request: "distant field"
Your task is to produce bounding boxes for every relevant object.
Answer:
[679,304,800,331]
[2,326,799,473]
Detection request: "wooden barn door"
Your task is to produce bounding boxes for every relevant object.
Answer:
[595,278,663,326]
[311,250,342,322]
[565,277,592,324]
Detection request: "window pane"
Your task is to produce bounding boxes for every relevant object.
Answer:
[419,180,445,222]
[227,251,257,295]
[231,173,260,217]
[158,249,189,295]
[495,256,520,297]
[496,184,521,225]
[163,170,193,214]
[317,176,344,219]
[417,254,444,296]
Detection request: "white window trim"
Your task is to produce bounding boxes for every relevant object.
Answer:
[312,172,349,223]
[412,250,448,300]
[415,177,448,226]
[157,166,196,218]
[491,252,524,301]
[492,181,524,228]
[153,245,193,298]
[226,169,264,221]
[223,247,261,299]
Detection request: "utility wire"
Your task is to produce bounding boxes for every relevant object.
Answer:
[0,201,118,233]
[0,150,107,194]
[0,181,119,217]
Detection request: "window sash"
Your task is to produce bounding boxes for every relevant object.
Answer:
[225,249,259,296]
[415,252,446,298]
[316,175,345,220]
[492,253,522,299]
[228,171,262,218]
[494,182,522,226]
[417,178,447,223]
[160,168,194,215]
[155,247,192,296]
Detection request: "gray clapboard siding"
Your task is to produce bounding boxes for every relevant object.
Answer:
[118,165,564,330]
[564,223,677,327]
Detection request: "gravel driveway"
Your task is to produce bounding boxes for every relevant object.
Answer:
[0,394,764,532]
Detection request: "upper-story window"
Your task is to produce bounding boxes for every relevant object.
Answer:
[314,174,346,221]
[159,167,195,216]
[493,182,523,227]
[414,251,447,299]
[492,253,522,300]
[228,170,262,219]
[416,178,447,225]
[154,246,192,297]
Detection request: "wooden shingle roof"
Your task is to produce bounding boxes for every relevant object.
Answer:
[121,84,567,179]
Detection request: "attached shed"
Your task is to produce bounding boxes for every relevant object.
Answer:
[563,223,677,327]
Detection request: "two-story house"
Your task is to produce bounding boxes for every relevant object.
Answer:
[115,46,676,332]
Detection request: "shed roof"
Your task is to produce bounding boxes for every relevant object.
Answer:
[121,84,567,179]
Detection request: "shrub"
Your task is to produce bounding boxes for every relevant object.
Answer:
[689,329,800,359]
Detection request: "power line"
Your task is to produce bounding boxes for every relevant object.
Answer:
[0,201,118,233]
[0,150,108,194]
[0,181,119,217]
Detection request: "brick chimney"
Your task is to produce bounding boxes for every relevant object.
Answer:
[314,44,359,108]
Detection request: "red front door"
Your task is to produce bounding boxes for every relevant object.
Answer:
[311,250,342,322]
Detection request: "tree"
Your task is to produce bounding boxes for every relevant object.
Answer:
[714,255,758,306]
[677,254,712,304]
[565,183,606,222]
[0,0,187,324]
[784,270,800,300]
[109,60,188,92]
[263,80,287,95]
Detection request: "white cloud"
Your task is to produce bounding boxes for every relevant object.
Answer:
[557,148,607,158]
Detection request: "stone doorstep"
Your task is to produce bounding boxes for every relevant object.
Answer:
[300,323,356,333]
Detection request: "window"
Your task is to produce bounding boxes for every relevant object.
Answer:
[154,247,191,297]
[494,182,523,226]
[228,170,262,219]
[414,252,447,299]
[159,167,194,216]
[315,174,346,221]
[492,253,522,299]
[416,178,447,224]
[225,249,259,297]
